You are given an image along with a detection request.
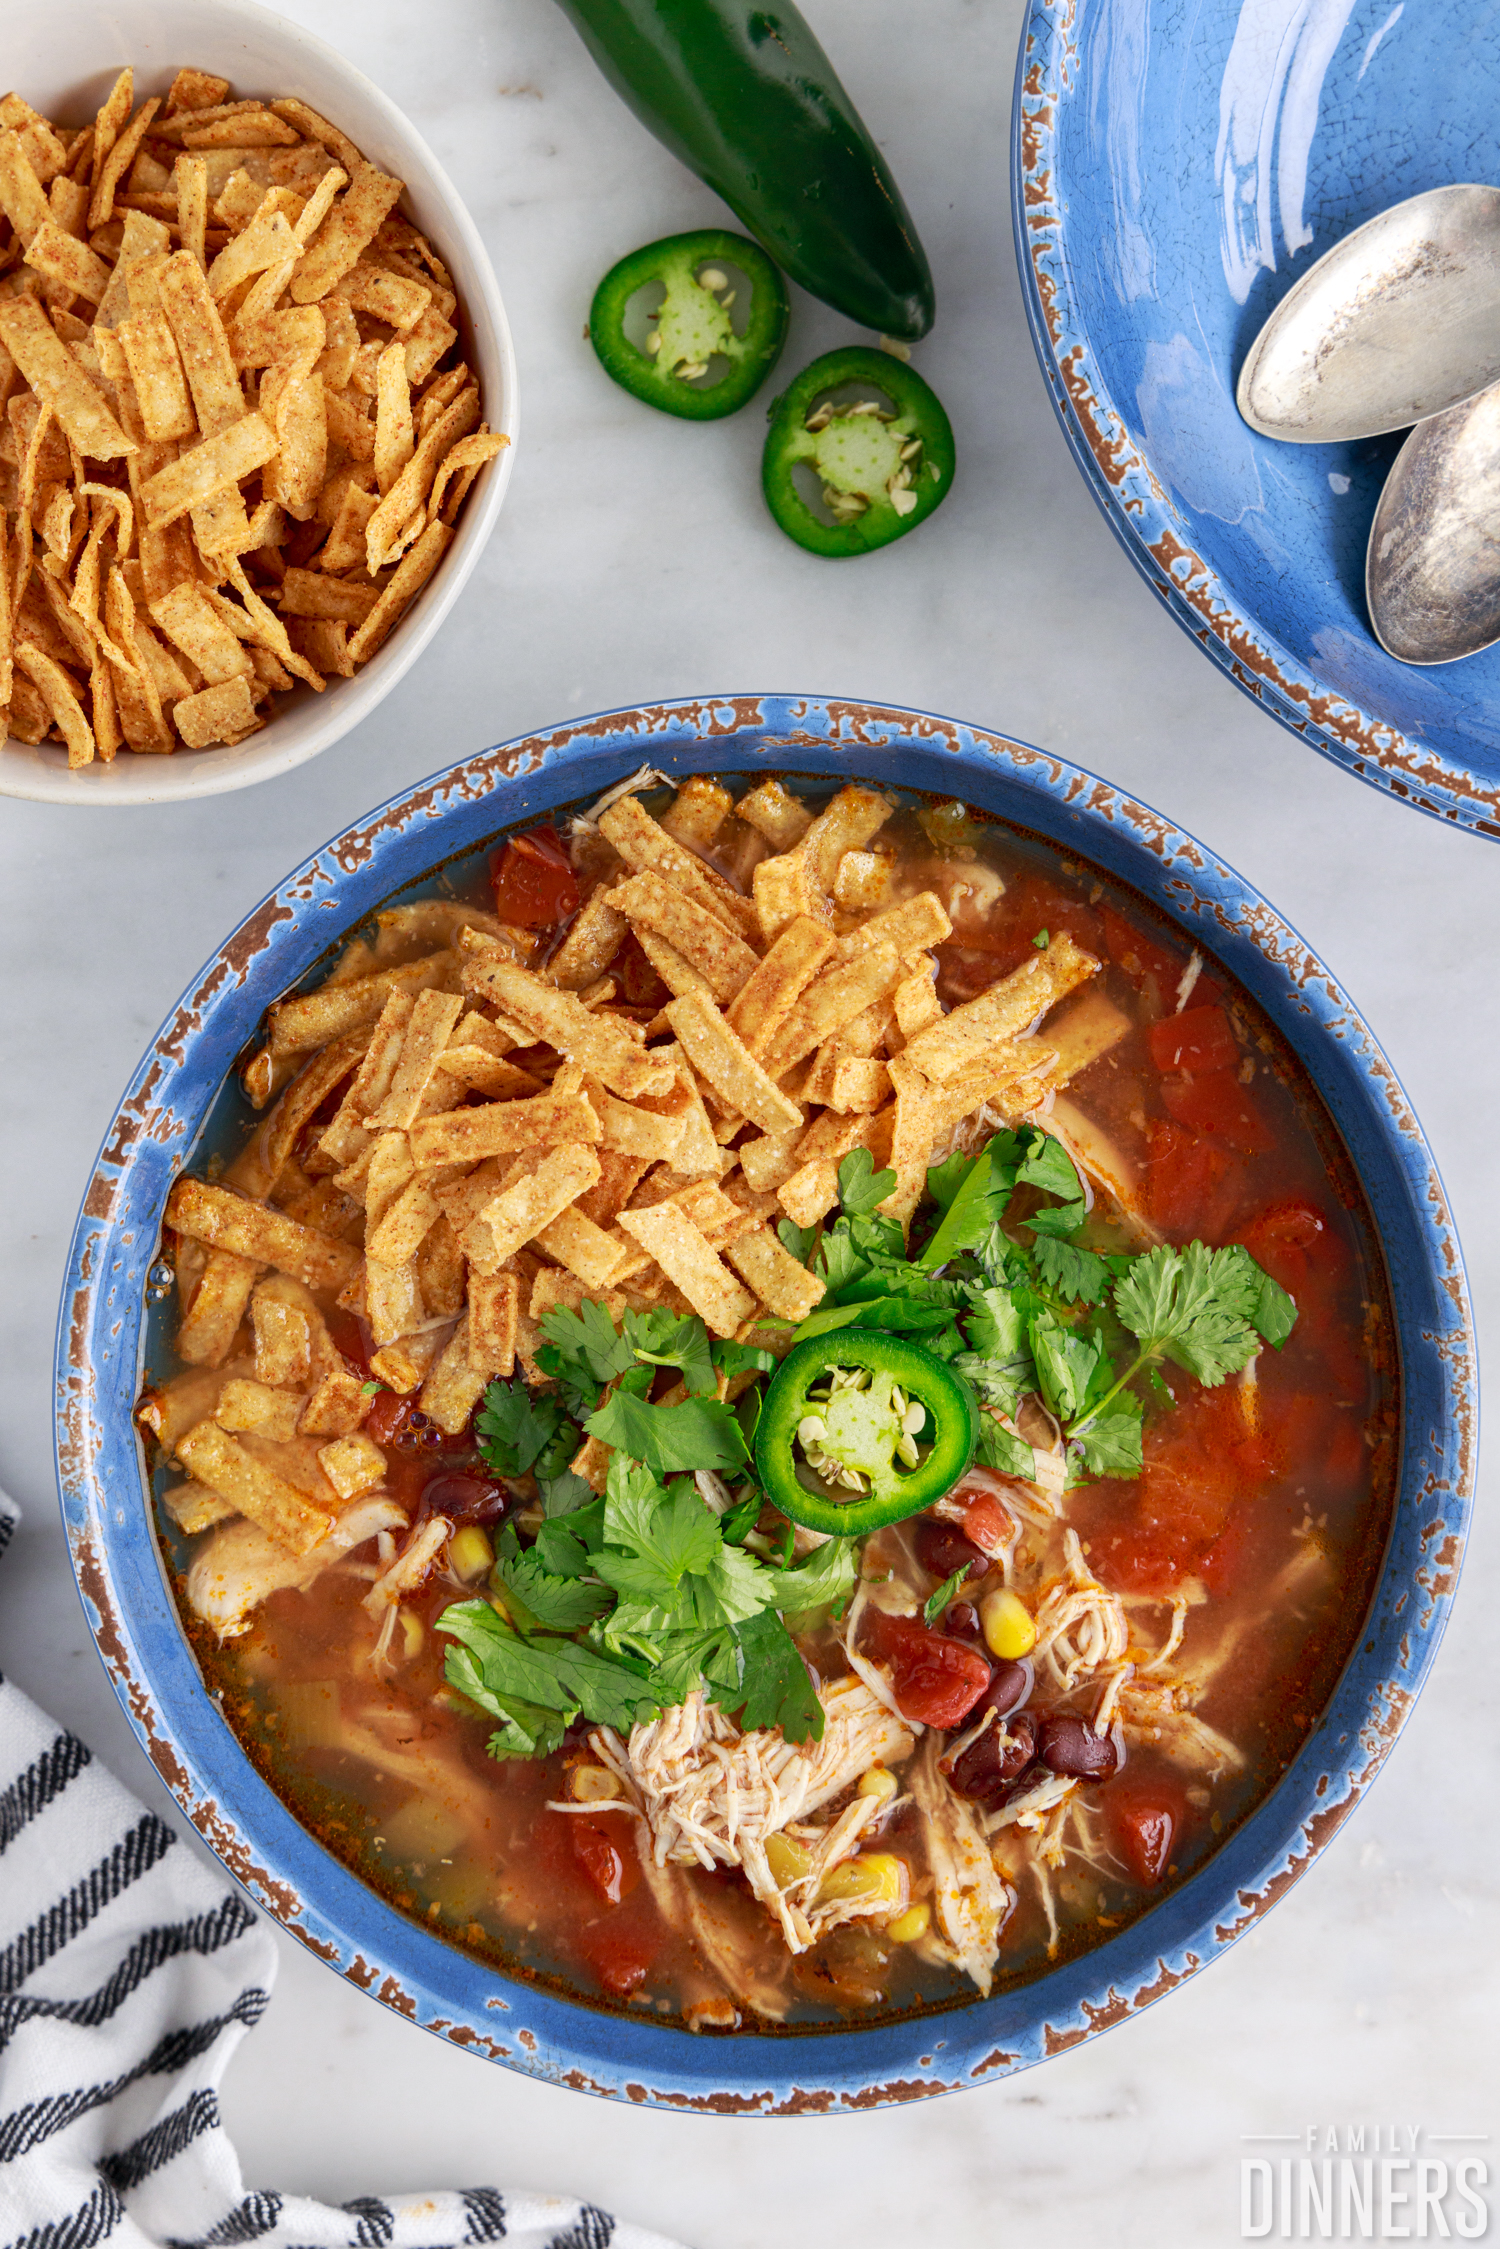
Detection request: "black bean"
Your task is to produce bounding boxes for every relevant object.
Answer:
[943,1601,984,1644]
[915,1516,987,1582]
[947,1711,1038,1810]
[975,1656,1033,1721]
[419,1471,509,1526]
[1036,1712,1120,1782]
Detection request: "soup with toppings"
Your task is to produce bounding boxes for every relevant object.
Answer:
[138,773,1396,2028]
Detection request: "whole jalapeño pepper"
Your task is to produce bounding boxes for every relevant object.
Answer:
[554,0,935,340]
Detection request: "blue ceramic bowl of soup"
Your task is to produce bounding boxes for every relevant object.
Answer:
[1012,0,1500,840]
[55,695,1474,2110]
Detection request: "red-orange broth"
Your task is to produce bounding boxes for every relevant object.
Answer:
[142,781,1396,2029]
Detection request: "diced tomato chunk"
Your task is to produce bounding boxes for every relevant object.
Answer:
[1237,1199,1343,1294]
[1147,1005,1239,1076]
[363,1387,413,1445]
[1144,1119,1241,1241]
[488,826,579,929]
[958,1487,1013,1556]
[326,1307,372,1375]
[571,1817,639,1906]
[861,1610,992,1727]
[579,1921,657,1998]
[1110,1781,1186,1886]
[1160,1068,1272,1155]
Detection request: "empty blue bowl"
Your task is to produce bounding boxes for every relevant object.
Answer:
[1013,0,1500,839]
[55,696,1475,2110]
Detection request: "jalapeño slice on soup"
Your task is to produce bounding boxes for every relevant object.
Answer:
[138,775,1396,2027]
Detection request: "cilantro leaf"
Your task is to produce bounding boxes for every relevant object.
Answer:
[919,1138,1016,1270]
[720,1488,763,1544]
[539,1467,597,1518]
[1023,1199,1088,1239]
[732,1607,824,1742]
[712,1339,778,1383]
[1032,1234,1113,1304]
[1028,1309,1104,1423]
[923,1563,972,1628]
[1015,1128,1083,1203]
[975,1414,1037,1480]
[537,1299,636,1408]
[965,1282,1027,1358]
[708,1538,777,1622]
[492,1523,611,1632]
[585,1387,749,1475]
[954,1349,1031,1417]
[625,1306,716,1396]
[1213,1243,1299,1349]
[474,1379,570,1479]
[835,1146,897,1216]
[1070,1402,1144,1478]
[533,1519,592,1576]
[769,1537,858,1616]
[601,1458,722,1589]
[439,1599,655,1738]
[1112,1242,1261,1387]
[777,1217,818,1265]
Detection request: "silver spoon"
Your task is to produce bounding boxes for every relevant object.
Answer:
[1366,380,1500,663]
[1237,184,1500,443]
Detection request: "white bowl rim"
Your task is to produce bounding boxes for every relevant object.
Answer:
[0,0,518,807]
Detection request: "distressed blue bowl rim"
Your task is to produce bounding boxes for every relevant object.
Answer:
[1009,3,1500,843]
[55,693,1475,2114]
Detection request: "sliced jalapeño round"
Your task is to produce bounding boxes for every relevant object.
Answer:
[761,345,956,556]
[754,1330,978,1537]
[589,228,790,419]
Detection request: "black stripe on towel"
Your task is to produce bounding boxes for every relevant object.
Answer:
[342,2200,396,2247]
[0,1988,267,2162]
[0,1731,93,1855]
[100,2086,222,2193]
[548,2211,614,2249]
[461,2188,509,2242]
[7,2179,126,2249]
[0,1814,177,1992]
[0,1894,258,2054]
[166,2191,284,2247]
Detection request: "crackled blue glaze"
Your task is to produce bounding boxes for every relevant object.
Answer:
[55,698,1474,2112]
[1013,0,1500,837]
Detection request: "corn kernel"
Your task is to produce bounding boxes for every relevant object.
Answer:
[887,1901,931,1944]
[398,1608,424,1659]
[857,1766,898,1803]
[815,1852,908,1912]
[980,1586,1037,1660]
[766,1832,814,1887]
[569,1762,624,1803]
[449,1524,495,1582]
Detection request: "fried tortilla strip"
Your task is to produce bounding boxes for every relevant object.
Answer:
[463,1143,603,1273]
[168,1178,360,1292]
[0,298,133,459]
[368,1322,446,1393]
[462,953,673,1101]
[297,1367,372,1440]
[723,1224,826,1323]
[216,1379,303,1443]
[90,96,161,230]
[545,888,628,991]
[900,933,1098,1084]
[269,96,362,174]
[1046,989,1133,1085]
[177,153,208,269]
[173,675,258,748]
[0,128,51,246]
[581,1075,687,1164]
[364,1255,423,1348]
[634,927,715,1006]
[271,952,452,1056]
[737,1126,804,1194]
[435,1046,543,1100]
[598,793,760,942]
[408,1089,599,1169]
[176,1247,261,1367]
[362,383,477,571]
[725,914,836,1057]
[15,642,94,767]
[230,1027,371,1200]
[364,988,464,1131]
[140,412,277,528]
[291,160,404,303]
[345,518,452,664]
[836,891,953,963]
[665,992,803,1136]
[316,1431,387,1500]
[365,1169,457,1267]
[761,941,902,1079]
[25,218,112,302]
[417,1315,487,1435]
[615,1201,756,1339]
[467,1271,519,1380]
[801,785,894,896]
[752,843,828,944]
[532,1204,629,1290]
[893,962,943,1040]
[607,869,760,1003]
[828,1058,891,1113]
[162,1483,238,1536]
[734,777,813,851]
[632,1050,723,1178]
[177,1420,332,1555]
[659,775,732,852]
[251,1291,312,1389]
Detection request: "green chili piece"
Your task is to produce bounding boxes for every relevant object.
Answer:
[754,1330,977,1537]
[590,229,789,419]
[762,346,955,556]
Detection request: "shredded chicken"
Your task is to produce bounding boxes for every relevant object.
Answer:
[1116,1679,1246,1777]
[363,1515,451,1665]
[187,1494,408,1637]
[1033,1529,1129,1693]
[906,1737,1014,1994]
[594,1677,914,1955]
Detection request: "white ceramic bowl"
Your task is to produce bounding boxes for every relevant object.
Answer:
[2,0,517,806]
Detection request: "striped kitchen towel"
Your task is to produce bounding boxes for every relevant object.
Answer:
[0,1491,685,2249]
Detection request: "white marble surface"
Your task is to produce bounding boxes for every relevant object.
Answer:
[1,0,1496,2239]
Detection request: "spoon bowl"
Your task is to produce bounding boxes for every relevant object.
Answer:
[1367,381,1500,664]
[1237,184,1500,443]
